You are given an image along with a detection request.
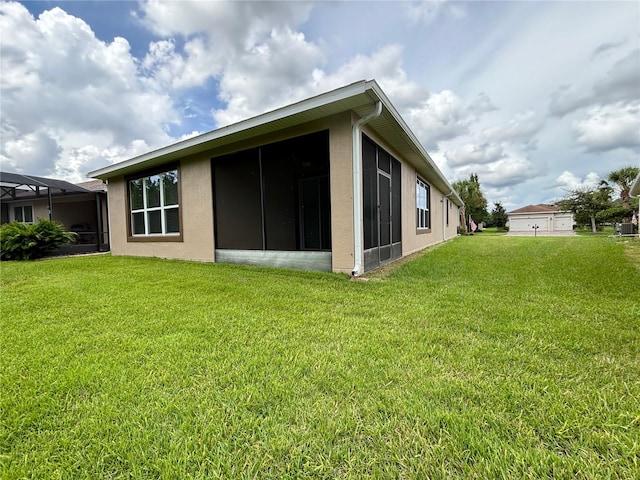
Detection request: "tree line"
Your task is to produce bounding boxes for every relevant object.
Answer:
[452,166,639,233]
[451,174,506,231]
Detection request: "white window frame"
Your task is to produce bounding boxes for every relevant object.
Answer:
[129,169,180,237]
[12,204,34,224]
[416,177,430,230]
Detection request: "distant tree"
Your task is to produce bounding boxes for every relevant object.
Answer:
[595,206,629,224]
[557,185,612,233]
[606,166,639,220]
[452,173,489,226]
[491,202,508,229]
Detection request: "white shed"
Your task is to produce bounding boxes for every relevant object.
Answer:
[507,204,574,234]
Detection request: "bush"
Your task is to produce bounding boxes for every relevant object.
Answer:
[0,219,77,261]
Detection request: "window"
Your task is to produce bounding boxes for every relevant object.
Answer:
[416,177,430,230]
[128,168,180,239]
[14,205,34,224]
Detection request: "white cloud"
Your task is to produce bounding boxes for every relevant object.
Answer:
[445,143,505,167]
[139,0,313,43]
[1,130,62,175]
[483,111,543,145]
[137,0,315,92]
[213,42,428,128]
[464,155,540,189]
[0,2,178,181]
[549,48,640,117]
[554,171,602,191]
[406,1,466,25]
[213,28,325,126]
[313,45,427,107]
[572,102,640,152]
[405,90,496,149]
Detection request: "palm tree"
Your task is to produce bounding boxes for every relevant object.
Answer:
[608,166,639,211]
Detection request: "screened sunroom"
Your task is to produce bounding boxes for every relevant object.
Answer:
[212,130,332,271]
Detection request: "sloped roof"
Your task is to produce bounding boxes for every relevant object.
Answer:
[0,171,91,194]
[508,204,560,214]
[88,79,463,207]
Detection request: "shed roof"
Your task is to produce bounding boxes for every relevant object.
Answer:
[88,80,463,207]
[508,204,561,214]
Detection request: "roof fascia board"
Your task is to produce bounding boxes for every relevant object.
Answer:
[89,81,370,179]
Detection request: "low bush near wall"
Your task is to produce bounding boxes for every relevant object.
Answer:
[0,219,77,261]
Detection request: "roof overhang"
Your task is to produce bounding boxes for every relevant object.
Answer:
[88,79,463,206]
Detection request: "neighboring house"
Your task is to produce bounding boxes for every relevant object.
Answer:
[89,80,463,275]
[507,204,574,234]
[0,172,109,253]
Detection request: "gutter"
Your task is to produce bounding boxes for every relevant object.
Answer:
[351,101,382,277]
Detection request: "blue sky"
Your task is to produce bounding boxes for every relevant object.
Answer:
[1,0,639,209]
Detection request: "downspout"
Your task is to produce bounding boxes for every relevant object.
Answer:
[632,190,640,238]
[352,101,382,277]
[442,189,454,242]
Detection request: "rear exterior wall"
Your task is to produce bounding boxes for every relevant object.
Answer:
[104,112,457,271]
[105,113,356,269]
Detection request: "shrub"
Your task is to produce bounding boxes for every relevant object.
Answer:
[0,219,77,261]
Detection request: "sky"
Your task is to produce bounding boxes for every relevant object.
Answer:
[1,0,639,209]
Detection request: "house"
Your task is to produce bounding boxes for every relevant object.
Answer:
[88,80,463,275]
[0,172,109,254]
[507,204,574,234]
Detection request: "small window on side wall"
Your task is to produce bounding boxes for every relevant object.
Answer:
[416,177,430,230]
[127,166,181,241]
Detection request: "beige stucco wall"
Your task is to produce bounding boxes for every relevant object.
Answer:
[6,199,49,222]
[107,157,215,262]
[327,112,355,274]
[106,112,355,268]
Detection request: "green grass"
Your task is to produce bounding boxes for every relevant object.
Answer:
[1,236,639,479]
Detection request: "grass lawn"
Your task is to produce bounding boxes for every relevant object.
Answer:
[1,236,639,479]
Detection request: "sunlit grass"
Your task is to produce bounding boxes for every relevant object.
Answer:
[1,236,639,478]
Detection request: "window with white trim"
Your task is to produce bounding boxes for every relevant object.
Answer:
[416,177,430,229]
[129,169,180,237]
[14,205,34,224]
